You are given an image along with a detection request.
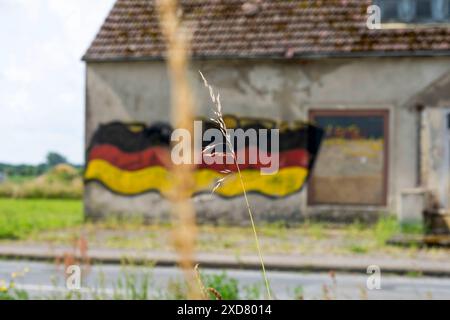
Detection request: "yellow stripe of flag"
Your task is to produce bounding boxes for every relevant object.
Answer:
[85,159,308,198]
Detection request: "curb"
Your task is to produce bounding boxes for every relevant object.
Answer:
[1,245,450,277]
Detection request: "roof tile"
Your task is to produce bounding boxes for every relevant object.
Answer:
[84,0,450,61]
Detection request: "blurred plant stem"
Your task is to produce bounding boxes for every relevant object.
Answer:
[157,0,201,299]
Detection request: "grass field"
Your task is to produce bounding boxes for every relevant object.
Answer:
[0,199,83,239]
[0,198,432,258]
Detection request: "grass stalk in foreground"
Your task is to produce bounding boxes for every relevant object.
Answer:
[236,161,272,299]
[199,72,272,299]
[157,0,201,299]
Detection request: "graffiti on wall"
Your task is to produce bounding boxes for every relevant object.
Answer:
[84,115,324,198]
[309,112,387,205]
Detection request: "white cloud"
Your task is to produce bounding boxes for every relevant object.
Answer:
[0,0,115,164]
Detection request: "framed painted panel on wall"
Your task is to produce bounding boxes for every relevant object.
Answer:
[308,110,389,206]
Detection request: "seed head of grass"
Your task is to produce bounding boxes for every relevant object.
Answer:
[198,71,272,299]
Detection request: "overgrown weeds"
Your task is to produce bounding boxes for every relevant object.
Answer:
[0,164,82,199]
[0,268,30,300]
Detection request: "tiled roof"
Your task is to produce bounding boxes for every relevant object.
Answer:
[83,0,450,61]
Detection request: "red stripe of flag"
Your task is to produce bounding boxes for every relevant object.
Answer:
[88,144,309,172]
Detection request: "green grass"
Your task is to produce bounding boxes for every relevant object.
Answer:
[202,272,240,300]
[6,175,35,184]
[0,203,431,257]
[348,244,369,254]
[373,216,399,246]
[0,199,83,239]
[305,222,326,240]
[405,270,423,278]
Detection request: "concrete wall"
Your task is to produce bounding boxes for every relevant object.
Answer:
[85,57,450,224]
[421,108,450,210]
[416,72,450,213]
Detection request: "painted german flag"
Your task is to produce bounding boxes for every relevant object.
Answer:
[84,116,323,198]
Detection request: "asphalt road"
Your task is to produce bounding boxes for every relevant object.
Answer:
[1,260,450,300]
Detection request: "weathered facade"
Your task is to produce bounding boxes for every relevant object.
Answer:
[83,0,450,224]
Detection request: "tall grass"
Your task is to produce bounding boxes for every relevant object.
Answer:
[157,0,271,300]
[0,164,82,199]
[0,180,82,199]
[199,72,272,299]
[157,0,201,299]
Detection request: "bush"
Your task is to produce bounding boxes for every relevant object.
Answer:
[202,272,240,300]
[0,164,82,199]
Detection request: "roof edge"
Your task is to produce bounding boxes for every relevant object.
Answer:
[82,50,450,63]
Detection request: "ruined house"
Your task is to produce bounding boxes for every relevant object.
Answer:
[83,0,450,225]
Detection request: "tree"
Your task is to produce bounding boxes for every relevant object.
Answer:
[46,152,68,168]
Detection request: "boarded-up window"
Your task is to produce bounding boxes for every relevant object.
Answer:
[309,110,389,206]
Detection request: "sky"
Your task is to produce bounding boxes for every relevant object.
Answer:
[0,0,116,165]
